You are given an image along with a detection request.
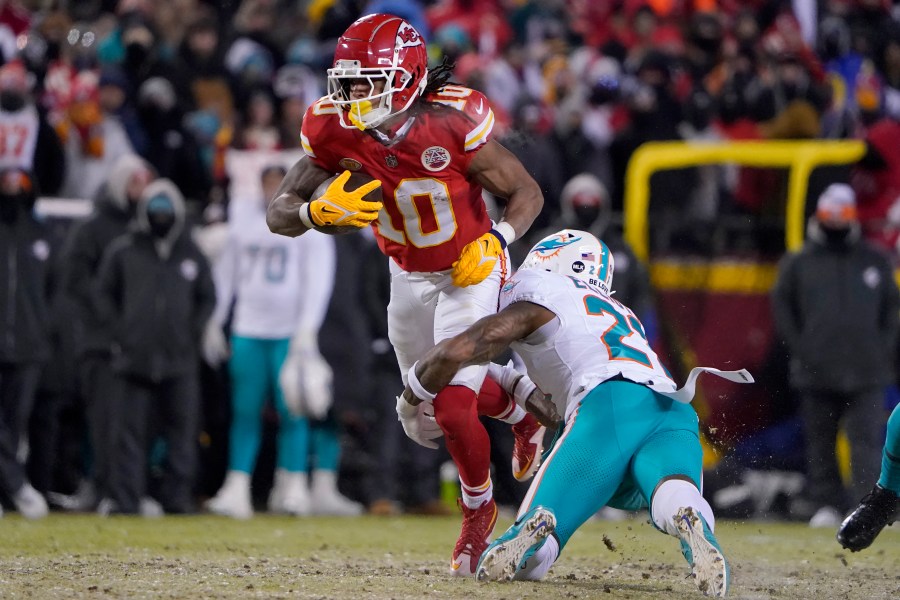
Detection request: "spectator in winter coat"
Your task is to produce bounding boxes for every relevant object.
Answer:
[772,183,900,528]
[58,153,154,511]
[94,178,216,515]
[0,169,51,519]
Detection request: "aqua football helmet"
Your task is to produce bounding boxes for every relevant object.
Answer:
[520,229,614,295]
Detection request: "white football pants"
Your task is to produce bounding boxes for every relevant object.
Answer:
[387,254,508,392]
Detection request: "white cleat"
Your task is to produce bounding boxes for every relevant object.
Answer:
[476,506,556,582]
[310,471,363,516]
[139,496,164,518]
[206,471,253,519]
[674,506,730,597]
[13,483,48,520]
[269,470,311,516]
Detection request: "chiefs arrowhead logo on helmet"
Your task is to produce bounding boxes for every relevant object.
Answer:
[397,23,421,47]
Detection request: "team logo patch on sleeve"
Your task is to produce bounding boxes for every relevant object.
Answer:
[421,146,451,171]
[339,158,362,171]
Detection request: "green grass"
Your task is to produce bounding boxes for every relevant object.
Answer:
[0,513,898,599]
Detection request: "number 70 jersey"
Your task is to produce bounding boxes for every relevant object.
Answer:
[300,85,495,272]
[501,269,677,420]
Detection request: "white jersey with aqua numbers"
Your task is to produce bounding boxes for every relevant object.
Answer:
[500,268,677,420]
[211,205,335,340]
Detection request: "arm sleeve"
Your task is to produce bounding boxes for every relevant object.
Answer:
[292,232,336,344]
[193,250,218,334]
[210,230,237,328]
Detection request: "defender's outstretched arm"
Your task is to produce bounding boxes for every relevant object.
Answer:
[405,300,555,404]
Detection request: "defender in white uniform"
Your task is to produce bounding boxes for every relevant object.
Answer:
[402,229,753,597]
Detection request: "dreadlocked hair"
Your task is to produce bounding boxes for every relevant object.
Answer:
[422,57,457,96]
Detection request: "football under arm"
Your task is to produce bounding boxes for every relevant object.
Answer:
[266,155,333,237]
[405,301,555,405]
[468,139,544,243]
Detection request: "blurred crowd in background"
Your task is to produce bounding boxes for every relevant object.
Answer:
[1,0,900,521]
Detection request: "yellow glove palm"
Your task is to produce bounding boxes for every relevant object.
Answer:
[309,170,383,228]
[451,229,506,287]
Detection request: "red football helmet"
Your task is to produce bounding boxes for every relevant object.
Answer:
[327,14,429,130]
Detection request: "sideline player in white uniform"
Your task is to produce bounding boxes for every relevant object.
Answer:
[204,165,360,518]
[403,230,753,597]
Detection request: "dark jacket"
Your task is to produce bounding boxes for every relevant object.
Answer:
[94,180,215,383]
[0,208,52,364]
[61,154,154,357]
[772,229,900,393]
[61,194,133,357]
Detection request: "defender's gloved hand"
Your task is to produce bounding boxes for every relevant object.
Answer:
[396,394,443,449]
[450,229,506,287]
[306,170,382,228]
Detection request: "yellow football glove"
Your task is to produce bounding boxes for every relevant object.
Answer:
[451,229,507,287]
[307,170,383,228]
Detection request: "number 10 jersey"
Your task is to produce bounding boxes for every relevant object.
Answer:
[300,85,496,272]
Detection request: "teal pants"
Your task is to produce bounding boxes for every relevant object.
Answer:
[521,379,703,547]
[228,337,309,474]
[877,403,900,494]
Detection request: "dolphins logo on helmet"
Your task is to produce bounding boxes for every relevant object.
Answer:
[520,229,614,295]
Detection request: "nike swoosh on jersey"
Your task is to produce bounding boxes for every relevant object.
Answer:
[474,99,484,115]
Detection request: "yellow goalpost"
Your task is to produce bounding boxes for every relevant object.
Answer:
[622,139,867,263]
[622,140,867,471]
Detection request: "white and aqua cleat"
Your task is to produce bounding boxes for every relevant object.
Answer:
[475,506,556,582]
[674,506,730,597]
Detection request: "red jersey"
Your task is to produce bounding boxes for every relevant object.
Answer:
[300,85,495,272]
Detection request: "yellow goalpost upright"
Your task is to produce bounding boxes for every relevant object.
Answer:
[623,139,867,263]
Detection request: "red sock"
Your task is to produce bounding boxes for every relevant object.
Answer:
[433,385,491,489]
[477,376,514,417]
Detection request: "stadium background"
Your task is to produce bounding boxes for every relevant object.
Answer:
[2,0,900,517]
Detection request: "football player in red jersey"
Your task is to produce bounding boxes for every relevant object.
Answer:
[267,13,548,576]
